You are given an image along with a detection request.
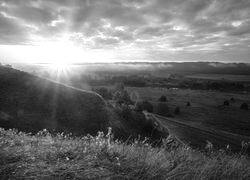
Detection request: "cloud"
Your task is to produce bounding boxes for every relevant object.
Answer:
[0,0,250,62]
[0,12,32,44]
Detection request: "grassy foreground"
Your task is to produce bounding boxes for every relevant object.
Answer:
[0,128,250,180]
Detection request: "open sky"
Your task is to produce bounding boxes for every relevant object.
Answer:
[0,0,250,63]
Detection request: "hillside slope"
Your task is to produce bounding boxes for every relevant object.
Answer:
[0,66,108,135]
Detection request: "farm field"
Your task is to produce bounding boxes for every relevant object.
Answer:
[127,87,250,137]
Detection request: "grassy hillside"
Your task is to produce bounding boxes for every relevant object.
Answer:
[0,66,165,140]
[0,66,108,135]
[0,128,250,180]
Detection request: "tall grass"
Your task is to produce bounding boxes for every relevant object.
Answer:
[0,127,250,179]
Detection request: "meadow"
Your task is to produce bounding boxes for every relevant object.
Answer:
[126,87,250,137]
[1,128,250,180]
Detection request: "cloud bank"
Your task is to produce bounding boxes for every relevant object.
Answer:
[0,0,250,62]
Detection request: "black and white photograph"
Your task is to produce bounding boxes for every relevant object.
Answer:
[0,0,250,179]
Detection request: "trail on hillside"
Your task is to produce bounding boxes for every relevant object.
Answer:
[148,113,250,152]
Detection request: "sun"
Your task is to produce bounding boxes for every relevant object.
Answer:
[47,61,72,81]
[39,40,82,65]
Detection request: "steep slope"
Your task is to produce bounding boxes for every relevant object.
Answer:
[0,66,108,135]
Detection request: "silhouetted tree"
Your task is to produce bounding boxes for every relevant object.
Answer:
[186,101,191,106]
[175,106,180,114]
[135,101,153,113]
[156,103,170,116]
[230,97,235,103]
[224,100,230,106]
[240,103,248,110]
[113,90,132,105]
[159,95,167,102]
[120,104,132,120]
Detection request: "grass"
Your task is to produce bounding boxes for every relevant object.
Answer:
[0,128,250,180]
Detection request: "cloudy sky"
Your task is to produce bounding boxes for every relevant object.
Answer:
[0,0,250,63]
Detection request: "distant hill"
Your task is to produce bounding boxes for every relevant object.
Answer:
[12,62,250,77]
[0,66,109,135]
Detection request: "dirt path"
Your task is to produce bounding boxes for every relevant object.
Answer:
[146,112,250,152]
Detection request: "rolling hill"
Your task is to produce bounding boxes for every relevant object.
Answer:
[0,65,109,135]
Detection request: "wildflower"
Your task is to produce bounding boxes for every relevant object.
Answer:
[205,140,213,151]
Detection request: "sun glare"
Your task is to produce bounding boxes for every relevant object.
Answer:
[49,61,69,71]
[3,37,116,67]
[38,40,82,65]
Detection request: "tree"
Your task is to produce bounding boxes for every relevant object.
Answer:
[159,95,167,102]
[224,100,230,106]
[175,106,180,114]
[240,103,248,110]
[135,101,153,113]
[156,103,170,116]
[113,89,132,105]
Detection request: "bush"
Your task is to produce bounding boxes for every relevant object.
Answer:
[156,103,170,117]
[186,101,191,106]
[230,97,235,103]
[113,90,132,105]
[175,106,180,114]
[135,101,154,113]
[240,103,248,110]
[115,104,163,139]
[119,104,133,120]
[159,96,167,102]
[224,100,230,106]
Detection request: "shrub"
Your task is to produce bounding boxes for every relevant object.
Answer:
[115,104,163,139]
[230,97,235,103]
[135,101,154,113]
[240,103,248,110]
[120,104,133,120]
[113,90,132,105]
[186,101,191,106]
[156,103,170,117]
[175,106,180,114]
[159,96,167,102]
[224,100,230,106]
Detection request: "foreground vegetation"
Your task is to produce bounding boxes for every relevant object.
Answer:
[1,128,250,180]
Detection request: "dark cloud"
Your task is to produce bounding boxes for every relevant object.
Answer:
[0,0,249,62]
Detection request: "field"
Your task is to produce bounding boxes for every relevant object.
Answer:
[127,87,250,140]
[186,74,250,82]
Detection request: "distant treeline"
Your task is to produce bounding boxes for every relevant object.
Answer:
[86,74,249,92]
